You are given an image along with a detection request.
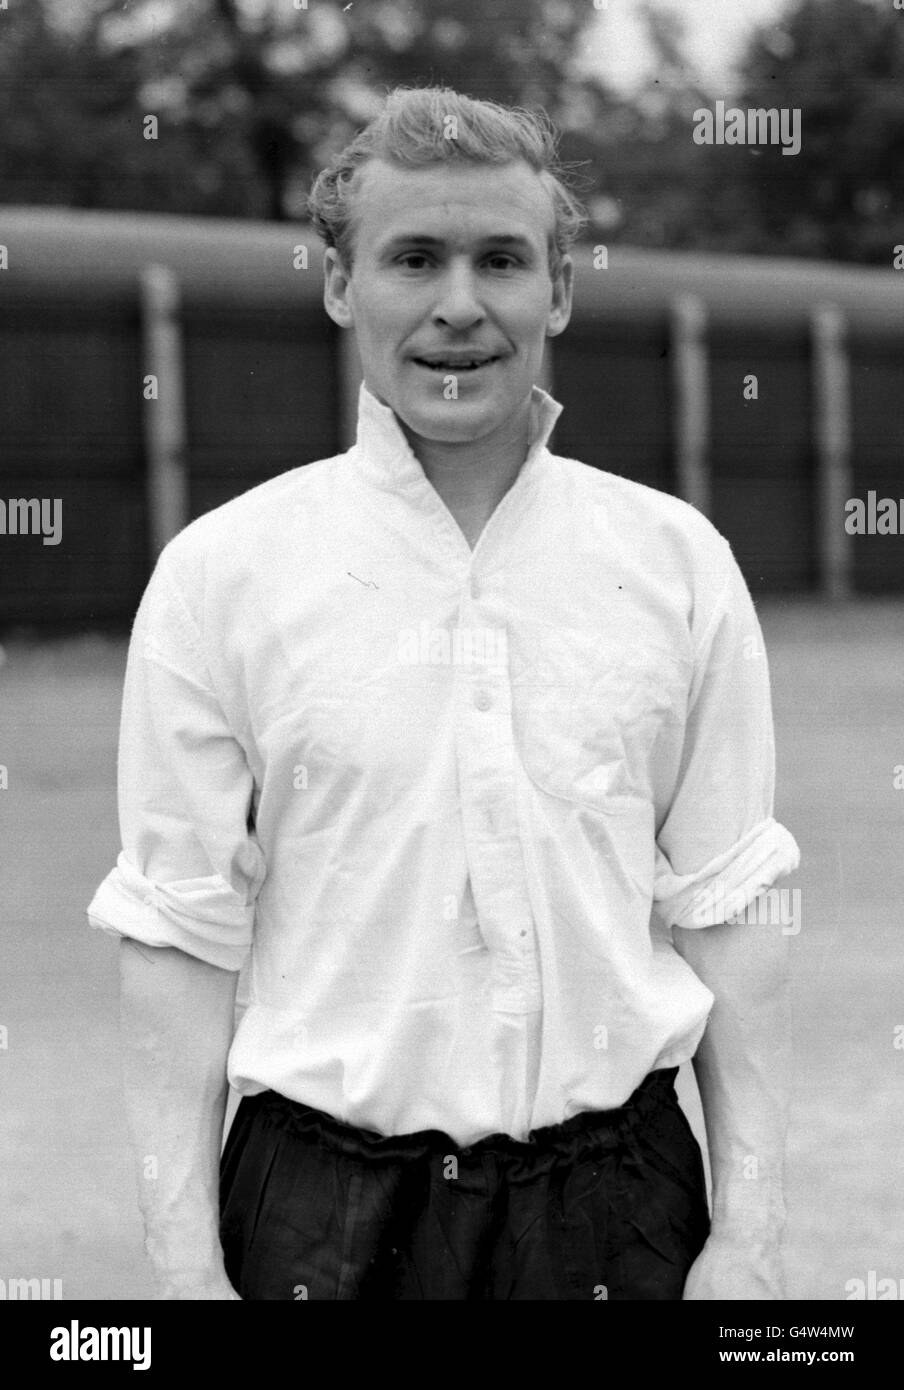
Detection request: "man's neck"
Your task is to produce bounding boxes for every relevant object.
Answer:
[401,399,534,551]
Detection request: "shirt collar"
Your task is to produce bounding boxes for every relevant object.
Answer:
[349,380,563,494]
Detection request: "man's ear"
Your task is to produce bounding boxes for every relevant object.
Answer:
[323,247,354,329]
[546,254,574,339]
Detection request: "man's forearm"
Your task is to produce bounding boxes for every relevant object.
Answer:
[118,937,239,1295]
[673,909,791,1235]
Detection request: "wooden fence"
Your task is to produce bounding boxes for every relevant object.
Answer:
[1,206,903,627]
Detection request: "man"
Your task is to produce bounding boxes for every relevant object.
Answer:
[88,86,799,1301]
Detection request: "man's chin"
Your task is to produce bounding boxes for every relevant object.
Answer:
[393,393,525,448]
[406,414,495,445]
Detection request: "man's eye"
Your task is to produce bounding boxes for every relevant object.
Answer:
[486,255,520,271]
[397,253,431,270]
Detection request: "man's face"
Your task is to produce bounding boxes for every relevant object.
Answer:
[323,158,573,449]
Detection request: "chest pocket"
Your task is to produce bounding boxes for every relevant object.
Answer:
[511,631,690,813]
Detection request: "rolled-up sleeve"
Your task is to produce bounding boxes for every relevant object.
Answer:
[653,542,799,930]
[87,548,265,971]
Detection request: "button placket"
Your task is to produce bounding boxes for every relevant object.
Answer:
[454,582,541,1011]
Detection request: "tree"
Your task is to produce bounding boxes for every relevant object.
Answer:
[16,0,901,266]
[0,0,615,222]
[0,1,230,214]
[0,0,749,253]
[139,0,613,221]
[734,0,904,262]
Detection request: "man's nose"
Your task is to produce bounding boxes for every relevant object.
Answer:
[431,264,485,330]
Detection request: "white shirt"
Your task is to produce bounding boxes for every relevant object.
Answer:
[88,382,799,1146]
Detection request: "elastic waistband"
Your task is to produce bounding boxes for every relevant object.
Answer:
[247,1068,680,1164]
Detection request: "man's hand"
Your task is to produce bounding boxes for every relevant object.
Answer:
[683,1226,785,1300]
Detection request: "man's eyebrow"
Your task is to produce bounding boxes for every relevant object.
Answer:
[378,233,537,253]
[478,235,535,250]
[381,235,445,249]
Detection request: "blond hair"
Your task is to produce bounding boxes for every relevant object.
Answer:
[308,86,587,276]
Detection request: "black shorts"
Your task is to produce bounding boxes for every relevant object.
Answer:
[219,1067,710,1300]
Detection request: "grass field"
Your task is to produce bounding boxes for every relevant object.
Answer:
[1,599,903,1300]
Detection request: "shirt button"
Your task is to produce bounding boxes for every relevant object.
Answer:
[474,690,492,712]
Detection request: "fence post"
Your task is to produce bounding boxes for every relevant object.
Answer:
[811,304,852,599]
[670,293,711,516]
[139,264,189,558]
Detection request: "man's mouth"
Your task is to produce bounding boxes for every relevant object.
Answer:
[411,355,504,372]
